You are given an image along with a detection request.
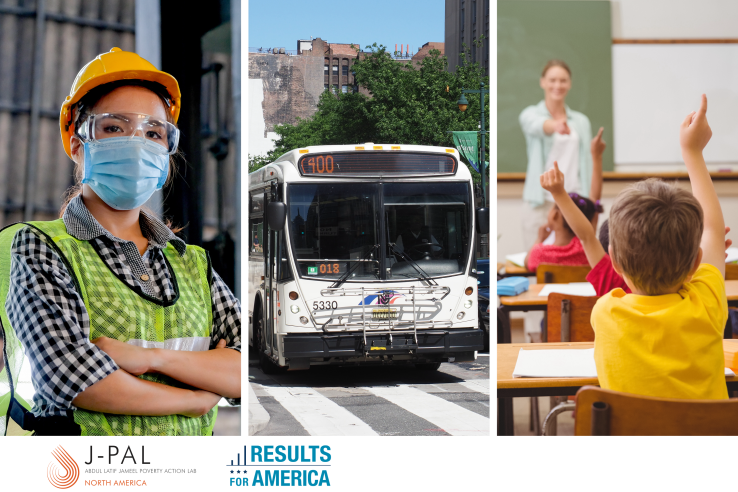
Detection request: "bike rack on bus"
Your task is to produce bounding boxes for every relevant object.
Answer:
[319,285,452,351]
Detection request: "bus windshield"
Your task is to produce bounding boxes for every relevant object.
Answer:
[287,181,472,281]
[385,182,470,279]
[288,183,381,279]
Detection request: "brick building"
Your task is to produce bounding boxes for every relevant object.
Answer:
[248,38,445,156]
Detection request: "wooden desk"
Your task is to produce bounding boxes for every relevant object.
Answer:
[499,261,535,278]
[498,281,738,344]
[497,341,738,436]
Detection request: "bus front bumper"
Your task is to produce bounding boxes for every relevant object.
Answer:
[281,328,483,364]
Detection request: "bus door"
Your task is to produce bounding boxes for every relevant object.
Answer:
[263,183,278,357]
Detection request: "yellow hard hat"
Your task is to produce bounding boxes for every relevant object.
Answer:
[59,47,181,159]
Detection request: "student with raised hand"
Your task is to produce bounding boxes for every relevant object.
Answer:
[524,131,606,273]
[590,94,728,400]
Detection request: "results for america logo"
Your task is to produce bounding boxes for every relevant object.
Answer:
[48,446,80,489]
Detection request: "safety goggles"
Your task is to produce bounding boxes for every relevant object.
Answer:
[77,112,180,154]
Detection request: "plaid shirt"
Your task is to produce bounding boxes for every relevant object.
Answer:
[6,195,241,417]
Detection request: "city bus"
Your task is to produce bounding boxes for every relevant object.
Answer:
[248,144,489,372]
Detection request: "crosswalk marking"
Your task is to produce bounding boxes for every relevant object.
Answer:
[458,379,490,395]
[363,384,489,436]
[262,386,379,436]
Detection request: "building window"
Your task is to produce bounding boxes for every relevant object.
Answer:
[342,65,348,76]
[324,64,328,71]
[324,84,329,91]
[331,85,337,94]
[353,84,359,93]
[332,65,338,72]
[342,85,348,93]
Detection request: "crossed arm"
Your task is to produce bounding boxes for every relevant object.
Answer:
[9,228,240,419]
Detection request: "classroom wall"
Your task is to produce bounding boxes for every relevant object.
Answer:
[497,0,738,262]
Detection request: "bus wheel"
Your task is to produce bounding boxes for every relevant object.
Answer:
[414,362,441,371]
[255,315,285,375]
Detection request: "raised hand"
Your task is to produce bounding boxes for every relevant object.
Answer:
[540,161,566,195]
[591,127,606,158]
[680,94,712,153]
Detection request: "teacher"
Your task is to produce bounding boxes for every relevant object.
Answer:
[519,59,594,249]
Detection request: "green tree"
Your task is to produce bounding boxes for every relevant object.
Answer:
[249,43,489,183]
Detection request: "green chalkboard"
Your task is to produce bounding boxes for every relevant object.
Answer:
[498,0,613,173]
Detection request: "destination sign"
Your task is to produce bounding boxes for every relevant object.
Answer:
[298,152,457,176]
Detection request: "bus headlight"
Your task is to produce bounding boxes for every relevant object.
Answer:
[300,316,309,324]
[290,305,300,314]
[456,312,465,320]
[464,299,473,309]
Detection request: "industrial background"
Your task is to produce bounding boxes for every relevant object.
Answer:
[0,0,242,435]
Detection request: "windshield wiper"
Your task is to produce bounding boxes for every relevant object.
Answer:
[385,213,437,286]
[388,242,438,286]
[330,244,379,288]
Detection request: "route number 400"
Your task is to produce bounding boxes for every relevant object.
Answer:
[313,301,338,310]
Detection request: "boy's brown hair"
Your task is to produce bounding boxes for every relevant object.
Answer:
[609,178,703,295]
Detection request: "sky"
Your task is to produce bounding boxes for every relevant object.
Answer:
[248,0,445,56]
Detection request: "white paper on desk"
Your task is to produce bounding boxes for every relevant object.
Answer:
[513,348,598,378]
[726,247,738,264]
[505,252,527,268]
[511,347,737,378]
[538,282,596,297]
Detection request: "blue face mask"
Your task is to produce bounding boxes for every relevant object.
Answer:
[82,137,169,210]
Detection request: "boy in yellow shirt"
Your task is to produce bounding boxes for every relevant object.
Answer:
[591,94,728,400]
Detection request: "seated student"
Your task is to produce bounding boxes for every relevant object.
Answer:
[591,95,728,400]
[542,173,731,297]
[524,193,601,272]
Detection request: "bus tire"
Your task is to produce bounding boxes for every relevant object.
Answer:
[414,362,441,371]
[255,314,286,375]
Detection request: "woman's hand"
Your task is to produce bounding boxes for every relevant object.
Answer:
[92,337,153,376]
[554,119,570,135]
[183,389,222,418]
[540,161,566,196]
[680,94,712,154]
[543,118,570,135]
[590,127,606,158]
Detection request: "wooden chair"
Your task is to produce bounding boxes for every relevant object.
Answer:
[537,293,599,435]
[573,385,738,436]
[536,263,591,284]
[545,293,598,343]
[724,264,738,339]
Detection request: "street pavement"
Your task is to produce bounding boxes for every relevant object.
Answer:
[249,352,490,436]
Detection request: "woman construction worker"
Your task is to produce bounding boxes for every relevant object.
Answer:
[0,48,240,436]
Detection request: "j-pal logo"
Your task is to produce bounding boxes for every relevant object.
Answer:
[47,446,80,489]
[359,290,404,306]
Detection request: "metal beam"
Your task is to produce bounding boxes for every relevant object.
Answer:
[23,0,46,221]
[0,6,135,32]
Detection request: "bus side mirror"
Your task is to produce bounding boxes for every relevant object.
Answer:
[476,207,489,235]
[267,202,287,231]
